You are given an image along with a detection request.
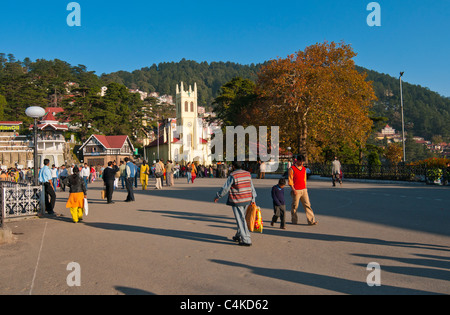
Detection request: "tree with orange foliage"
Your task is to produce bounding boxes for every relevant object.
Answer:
[385,143,403,165]
[256,42,377,162]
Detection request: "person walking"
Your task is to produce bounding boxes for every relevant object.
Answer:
[63,166,87,223]
[118,160,126,189]
[186,162,192,183]
[154,159,164,189]
[214,161,257,247]
[331,156,342,187]
[191,162,197,183]
[271,178,286,229]
[80,163,90,189]
[124,158,136,202]
[102,161,119,204]
[259,161,266,179]
[288,154,318,226]
[166,160,174,186]
[59,165,68,192]
[140,160,150,190]
[51,164,58,190]
[133,161,139,188]
[39,159,56,215]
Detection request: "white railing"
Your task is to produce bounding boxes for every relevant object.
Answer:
[0,182,43,227]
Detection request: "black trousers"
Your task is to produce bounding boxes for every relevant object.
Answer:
[60,176,67,191]
[271,205,285,228]
[125,177,135,201]
[105,180,114,203]
[43,182,56,213]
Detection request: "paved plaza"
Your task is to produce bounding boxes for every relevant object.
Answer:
[0,176,449,295]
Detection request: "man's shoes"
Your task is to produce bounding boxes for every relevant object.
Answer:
[232,236,240,242]
[107,201,115,204]
[308,221,318,226]
[238,242,252,247]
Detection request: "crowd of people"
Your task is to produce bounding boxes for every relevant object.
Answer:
[34,155,320,250]
[7,154,448,249]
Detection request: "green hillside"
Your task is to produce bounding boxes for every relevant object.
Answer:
[1,53,449,141]
[102,60,450,140]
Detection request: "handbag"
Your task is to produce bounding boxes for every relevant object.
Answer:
[101,190,106,200]
[83,198,89,216]
[245,203,257,232]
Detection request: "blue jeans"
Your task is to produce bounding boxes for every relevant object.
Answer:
[52,178,58,189]
[232,205,252,244]
[187,172,191,183]
[83,176,89,189]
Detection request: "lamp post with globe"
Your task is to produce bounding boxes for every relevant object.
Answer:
[25,106,46,185]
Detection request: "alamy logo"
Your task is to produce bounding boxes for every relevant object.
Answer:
[366,262,382,287]
[67,2,81,27]
[66,262,81,287]
[367,2,381,27]
[175,119,280,171]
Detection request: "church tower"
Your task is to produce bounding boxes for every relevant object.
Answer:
[176,82,199,155]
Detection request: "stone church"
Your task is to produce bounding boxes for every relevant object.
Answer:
[145,82,212,165]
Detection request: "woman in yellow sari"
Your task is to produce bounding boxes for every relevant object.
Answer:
[140,160,149,190]
[63,166,87,223]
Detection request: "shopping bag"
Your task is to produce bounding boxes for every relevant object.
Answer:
[101,189,106,200]
[254,207,263,233]
[83,198,89,216]
[254,206,263,233]
[245,203,257,232]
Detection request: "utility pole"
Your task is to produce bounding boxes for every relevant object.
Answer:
[399,72,406,163]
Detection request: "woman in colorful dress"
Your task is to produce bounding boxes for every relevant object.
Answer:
[63,166,87,223]
[140,160,150,190]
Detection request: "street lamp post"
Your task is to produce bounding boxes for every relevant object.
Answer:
[399,72,406,163]
[25,106,45,185]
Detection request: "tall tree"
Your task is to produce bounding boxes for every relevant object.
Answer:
[256,42,377,162]
[212,77,257,126]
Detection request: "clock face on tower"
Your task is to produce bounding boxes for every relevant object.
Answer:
[187,122,192,127]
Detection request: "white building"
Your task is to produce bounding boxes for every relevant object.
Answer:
[145,82,212,165]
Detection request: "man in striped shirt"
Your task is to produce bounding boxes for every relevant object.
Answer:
[214,161,257,246]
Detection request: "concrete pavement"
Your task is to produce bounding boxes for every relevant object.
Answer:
[0,176,449,295]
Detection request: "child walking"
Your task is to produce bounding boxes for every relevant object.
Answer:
[271,178,286,229]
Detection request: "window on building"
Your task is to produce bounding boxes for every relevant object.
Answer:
[190,102,194,112]
[185,101,188,112]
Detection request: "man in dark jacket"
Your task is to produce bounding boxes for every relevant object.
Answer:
[103,161,119,204]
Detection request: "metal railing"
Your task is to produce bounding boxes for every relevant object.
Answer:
[266,162,449,185]
[0,181,43,228]
[308,163,449,184]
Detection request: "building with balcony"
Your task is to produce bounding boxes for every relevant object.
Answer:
[30,110,69,167]
[0,121,33,168]
[79,135,135,167]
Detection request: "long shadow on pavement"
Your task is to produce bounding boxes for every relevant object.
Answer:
[210,259,443,295]
[84,221,234,246]
[263,228,450,252]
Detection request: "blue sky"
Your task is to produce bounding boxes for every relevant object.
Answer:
[1,0,449,97]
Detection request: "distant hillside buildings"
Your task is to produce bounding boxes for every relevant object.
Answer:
[376,124,450,158]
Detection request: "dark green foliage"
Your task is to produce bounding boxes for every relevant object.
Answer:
[100,59,263,110]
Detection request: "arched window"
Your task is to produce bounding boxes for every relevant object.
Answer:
[190,102,194,112]
[185,101,188,112]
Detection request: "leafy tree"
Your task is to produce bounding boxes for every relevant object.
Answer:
[0,94,6,120]
[256,42,377,162]
[385,143,403,165]
[212,77,257,126]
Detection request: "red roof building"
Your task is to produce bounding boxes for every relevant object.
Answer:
[79,134,135,166]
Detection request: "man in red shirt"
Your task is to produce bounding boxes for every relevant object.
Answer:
[288,155,318,225]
